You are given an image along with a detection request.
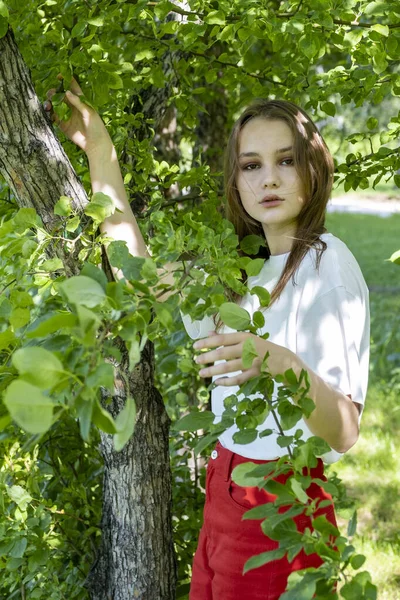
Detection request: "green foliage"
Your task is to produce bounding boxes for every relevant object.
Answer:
[0,418,102,598]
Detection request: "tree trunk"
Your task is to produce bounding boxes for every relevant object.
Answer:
[86,341,176,599]
[0,26,177,599]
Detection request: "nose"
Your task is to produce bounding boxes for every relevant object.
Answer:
[262,165,280,188]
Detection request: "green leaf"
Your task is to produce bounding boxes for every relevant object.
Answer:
[87,363,114,391]
[71,21,87,38]
[389,248,400,265]
[92,398,118,434]
[340,580,363,600]
[232,429,258,444]
[366,117,378,130]
[107,72,124,90]
[219,302,251,331]
[277,435,294,448]
[84,192,115,223]
[351,554,366,570]
[154,0,179,20]
[242,337,258,369]
[114,396,137,451]
[193,431,221,457]
[371,23,389,37]
[252,311,265,329]
[264,480,294,503]
[7,486,32,510]
[10,537,28,559]
[153,302,174,330]
[134,48,156,62]
[41,257,64,272]
[54,196,73,216]
[0,1,9,19]
[27,313,77,338]
[12,347,63,389]
[87,15,104,26]
[347,509,357,536]
[75,395,93,441]
[81,263,108,289]
[243,548,286,574]
[299,33,319,58]
[231,462,262,487]
[10,290,33,308]
[10,307,30,329]
[129,339,140,370]
[4,380,55,434]
[280,577,316,600]
[0,328,15,350]
[240,234,266,254]
[172,410,215,432]
[14,208,39,229]
[0,15,7,39]
[205,10,225,25]
[107,241,145,281]
[321,102,336,117]
[66,215,80,232]
[60,275,106,308]
[249,286,270,308]
[245,258,264,277]
[278,401,303,430]
[0,414,11,431]
[312,513,340,537]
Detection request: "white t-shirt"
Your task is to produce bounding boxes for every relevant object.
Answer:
[179,233,370,464]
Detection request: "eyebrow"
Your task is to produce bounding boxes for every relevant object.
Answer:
[239,146,293,158]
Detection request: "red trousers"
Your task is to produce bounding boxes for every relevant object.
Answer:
[189,441,337,600]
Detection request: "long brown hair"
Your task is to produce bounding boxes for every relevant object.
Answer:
[213,98,335,332]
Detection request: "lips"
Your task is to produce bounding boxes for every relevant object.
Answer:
[260,195,284,203]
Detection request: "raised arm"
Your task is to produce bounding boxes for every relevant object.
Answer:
[44,75,180,301]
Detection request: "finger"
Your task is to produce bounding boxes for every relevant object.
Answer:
[70,76,83,96]
[195,344,240,365]
[199,358,243,378]
[215,368,258,386]
[193,332,249,350]
[51,111,61,126]
[64,89,89,115]
[46,88,57,100]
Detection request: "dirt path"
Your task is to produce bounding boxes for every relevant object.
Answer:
[329,192,400,216]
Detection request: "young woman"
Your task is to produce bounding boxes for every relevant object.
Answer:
[44,81,370,599]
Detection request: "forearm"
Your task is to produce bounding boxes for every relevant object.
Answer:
[87,143,150,259]
[277,349,359,454]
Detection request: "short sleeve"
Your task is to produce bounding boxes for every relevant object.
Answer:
[296,285,370,464]
[296,285,370,423]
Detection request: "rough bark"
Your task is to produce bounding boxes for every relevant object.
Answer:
[86,340,176,599]
[0,27,177,599]
[0,30,87,225]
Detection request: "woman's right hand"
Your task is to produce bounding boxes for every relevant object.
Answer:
[43,74,113,157]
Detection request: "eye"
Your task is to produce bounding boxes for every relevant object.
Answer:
[281,158,294,166]
[241,162,259,171]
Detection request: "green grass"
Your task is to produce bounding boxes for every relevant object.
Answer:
[325,211,400,599]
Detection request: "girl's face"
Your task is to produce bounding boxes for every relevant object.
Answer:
[236,117,306,255]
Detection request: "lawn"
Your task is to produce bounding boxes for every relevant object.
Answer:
[325,210,400,599]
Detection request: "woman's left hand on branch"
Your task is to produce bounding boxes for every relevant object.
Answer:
[193,331,294,386]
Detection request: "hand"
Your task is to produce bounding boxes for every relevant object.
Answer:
[43,74,112,156]
[193,331,293,386]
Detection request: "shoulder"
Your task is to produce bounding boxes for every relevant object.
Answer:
[300,233,369,301]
